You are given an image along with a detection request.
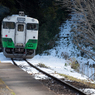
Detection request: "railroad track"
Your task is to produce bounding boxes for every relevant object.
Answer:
[11,58,87,95]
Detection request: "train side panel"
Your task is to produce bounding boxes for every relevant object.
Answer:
[2,22,15,49]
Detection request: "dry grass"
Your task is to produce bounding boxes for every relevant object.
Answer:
[58,73,95,89]
[37,63,50,68]
[0,78,15,95]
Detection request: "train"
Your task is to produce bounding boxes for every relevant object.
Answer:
[1,11,39,59]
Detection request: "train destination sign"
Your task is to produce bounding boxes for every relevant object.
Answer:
[17,17,25,22]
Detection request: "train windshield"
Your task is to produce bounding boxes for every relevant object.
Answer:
[27,23,39,30]
[3,22,15,29]
[18,24,24,31]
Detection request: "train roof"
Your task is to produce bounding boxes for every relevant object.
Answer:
[3,15,39,23]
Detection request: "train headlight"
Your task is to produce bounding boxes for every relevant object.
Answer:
[5,48,12,53]
[27,49,34,54]
[32,19,35,22]
[6,48,10,52]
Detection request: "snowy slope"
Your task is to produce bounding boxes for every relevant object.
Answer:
[0,20,95,94]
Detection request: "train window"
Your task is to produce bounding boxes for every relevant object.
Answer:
[18,24,24,31]
[27,23,38,30]
[3,22,15,29]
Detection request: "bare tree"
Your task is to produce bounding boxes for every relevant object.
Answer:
[56,0,95,60]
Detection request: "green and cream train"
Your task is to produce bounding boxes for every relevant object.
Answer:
[1,11,39,58]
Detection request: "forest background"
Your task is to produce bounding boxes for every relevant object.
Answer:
[0,0,69,54]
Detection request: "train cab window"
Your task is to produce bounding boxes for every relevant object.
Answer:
[3,22,15,29]
[18,24,24,31]
[27,23,38,30]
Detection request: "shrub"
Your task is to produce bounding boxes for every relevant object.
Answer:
[37,63,49,68]
[71,60,80,71]
[65,63,67,66]
[61,52,69,59]
[69,58,80,71]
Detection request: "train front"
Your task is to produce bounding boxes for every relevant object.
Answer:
[1,12,39,59]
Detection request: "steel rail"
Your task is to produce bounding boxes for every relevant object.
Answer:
[11,58,87,95]
[25,59,87,95]
[11,58,19,67]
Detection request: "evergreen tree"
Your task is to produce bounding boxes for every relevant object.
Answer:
[0,0,69,54]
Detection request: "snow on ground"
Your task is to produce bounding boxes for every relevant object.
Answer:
[0,52,87,80]
[0,53,95,94]
[28,55,88,80]
[0,20,95,94]
[83,88,95,95]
